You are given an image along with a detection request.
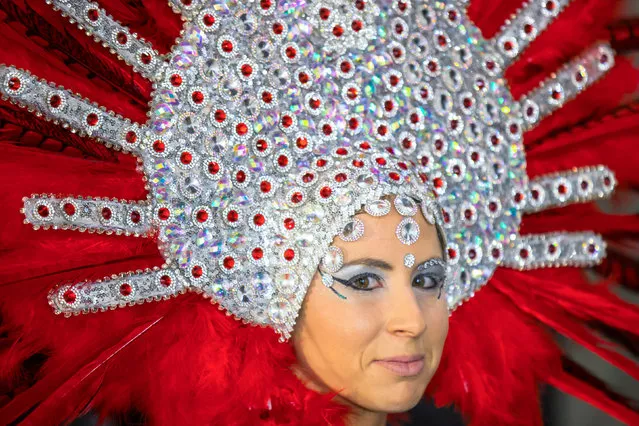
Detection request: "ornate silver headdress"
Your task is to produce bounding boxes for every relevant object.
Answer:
[1,0,615,339]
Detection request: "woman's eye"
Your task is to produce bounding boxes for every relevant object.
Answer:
[345,273,383,291]
[412,274,439,290]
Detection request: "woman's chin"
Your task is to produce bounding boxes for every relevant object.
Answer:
[353,382,426,414]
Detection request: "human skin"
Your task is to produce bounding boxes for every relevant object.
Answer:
[292,200,449,426]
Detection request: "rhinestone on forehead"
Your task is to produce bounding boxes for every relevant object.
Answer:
[3,0,615,340]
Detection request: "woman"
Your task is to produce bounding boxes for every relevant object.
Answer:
[0,0,638,425]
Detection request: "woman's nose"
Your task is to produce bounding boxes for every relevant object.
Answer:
[384,284,427,338]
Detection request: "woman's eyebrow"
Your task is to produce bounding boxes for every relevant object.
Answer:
[342,257,394,271]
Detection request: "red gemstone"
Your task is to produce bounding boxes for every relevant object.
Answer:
[192,91,204,104]
[352,159,364,168]
[588,244,596,254]
[8,77,20,91]
[377,125,388,136]
[332,25,344,37]
[120,283,132,296]
[208,161,220,175]
[140,53,152,64]
[255,139,268,152]
[340,61,352,73]
[519,249,529,259]
[524,23,534,34]
[545,1,556,11]
[434,177,444,189]
[491,135,500,146]
[392,47,403,59]
[196,209,209,223]
[277,155,289,167]
[298,72,310,84]
[284,249,295,261]
[281,115,293,127]
[551,90,562,100]
[395,23,404,35]
[514,193,524,203]
[468,249,476,259]
[260,181,271,193]
[153,140,165,153]
[63,289,76,304]
[253,213,266,226]
[355,0,365,10]
[49,94,62,108]
[158,207,170,220]
[260,0,272,9]
[581,180,589,190]
[604,176,612,186]
[296,136,308,149]
[262,91,273,103]
[336,147,348,156]
[63,202,76,216]
[427,61,438,72]
[398,1,407,11]
[389,75,400,87]
[273,22,284,34]
[241,64,253,77]
[438,35,447,47]
[420,156,429,167]
[116,32,128,45]
[236,170,246,183]
[130,211,141,223]
[214,109,227,123]
[252,247,264,260]
[86,113,99,126]
[548,244,557,254]
[284,218,295,230]
[376,157,387,166]
[221,40,233,53]
[401,138,412,150]
[160,275,172,287]
[464,209,473,220]
[180,152,193,165]
[442,210,450,223]
[319,7,331,19]
[435,138,444,150]
[558,184,567,194]
[389,172,400,181]
[488,201,499,212]
[463,98,473,108]
[410,113,420,124]
[223,257,235,270]
[236,122,248,136]
[322,124,333,136]
[486,61,496,71]
[227,210,239,222]
[125,131,137,144]
[291,192,303,203]
[452,165,461,176]
[309,98,321,109]
[348,117,359,130]
[192,265,204,278]
[447,248,457,259]
[285,46,297,59]
[346,87,358,99]
[203,14,216,26]
[181,0,192,4]
[101,207,112,220]
[320,186,332,198]
[87,8,99,21]
[420,87,430,99]
[531,189,540,200]
[491,248,501,259]
[37,205,49,217]
[448,10,457,20]
[470,152,480,162]
[316,159,327,167]
[352,20,363,32]
[504,41,514,51]
[335,173,347,182]
[302,172,315,183]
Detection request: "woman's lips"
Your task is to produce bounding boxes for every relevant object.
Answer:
[373,355,425,377]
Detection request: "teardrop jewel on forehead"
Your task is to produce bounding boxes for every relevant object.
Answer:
[396,218,421,246]
[364,199,392,217]
[394,196,418,217]
[339,218,365,242]
[1,0,615,339]
[404,253,416,268]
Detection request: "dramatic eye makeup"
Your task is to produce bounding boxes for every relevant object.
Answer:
[412,258,447,298]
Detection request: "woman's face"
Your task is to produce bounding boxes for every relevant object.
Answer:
[292,202,449,413]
